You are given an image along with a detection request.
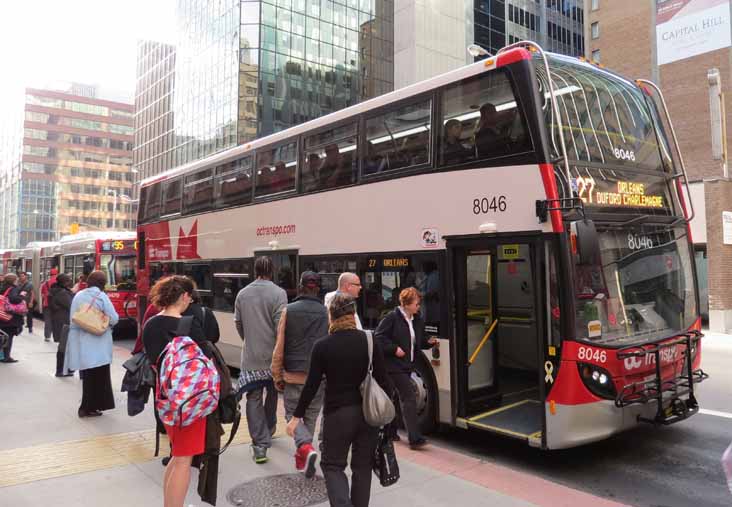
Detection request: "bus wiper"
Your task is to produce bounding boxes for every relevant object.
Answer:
[620,214,651,227]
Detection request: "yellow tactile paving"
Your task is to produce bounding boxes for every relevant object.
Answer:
[0,416,287,488]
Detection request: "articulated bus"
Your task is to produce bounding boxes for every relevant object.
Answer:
[57,232,139,337]
[136,43,706,449]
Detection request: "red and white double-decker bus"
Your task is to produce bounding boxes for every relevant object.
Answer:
[135,43,706,449]
[57,231,138,337]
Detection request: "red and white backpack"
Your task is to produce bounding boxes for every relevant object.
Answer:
[155,335,220,428]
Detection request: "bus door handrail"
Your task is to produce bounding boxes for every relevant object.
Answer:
[497,41,572,197]
[636,78,696,223]
[468,318,499,366]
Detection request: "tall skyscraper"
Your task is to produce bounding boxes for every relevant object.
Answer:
[395,0,585,88]
[134,0,394,182]
[0,84,135,248]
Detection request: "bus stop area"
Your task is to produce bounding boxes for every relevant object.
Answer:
[0,327,629,507]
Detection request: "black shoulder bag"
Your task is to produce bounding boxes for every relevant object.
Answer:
[373,428,400,487]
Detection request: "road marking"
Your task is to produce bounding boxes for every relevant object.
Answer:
[699,408,732,419]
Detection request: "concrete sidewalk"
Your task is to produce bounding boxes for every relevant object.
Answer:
[0,326,628,507]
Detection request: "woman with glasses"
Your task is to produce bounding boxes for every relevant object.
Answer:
[374,287,437,449]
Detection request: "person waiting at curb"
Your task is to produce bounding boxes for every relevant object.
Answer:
[272,271,329,478]
[49,273,74,377]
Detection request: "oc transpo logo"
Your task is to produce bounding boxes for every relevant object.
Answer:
[624,356,643,371]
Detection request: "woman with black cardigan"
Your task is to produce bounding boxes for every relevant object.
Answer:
[287,293,392,507]
[374,287,437,449]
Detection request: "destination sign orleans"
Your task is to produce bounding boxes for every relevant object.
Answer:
[576,177,665,209]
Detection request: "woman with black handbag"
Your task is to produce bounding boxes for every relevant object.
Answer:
[287,293,393,507]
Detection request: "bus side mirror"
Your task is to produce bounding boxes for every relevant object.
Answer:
[574,220,600,265]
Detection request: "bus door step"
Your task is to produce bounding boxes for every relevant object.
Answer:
[465,399,542,440]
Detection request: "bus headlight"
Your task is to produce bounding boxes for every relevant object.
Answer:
[578,362,617,400]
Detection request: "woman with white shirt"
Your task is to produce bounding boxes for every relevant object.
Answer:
[374,287,437,449]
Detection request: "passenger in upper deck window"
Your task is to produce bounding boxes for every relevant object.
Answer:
[474,103,509,158]
[442,119,474,165]
[269,161,292,193]
[317,144,342,187]
[305,152,321,191]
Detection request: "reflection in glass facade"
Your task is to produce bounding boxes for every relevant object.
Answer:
[474,0,584,57]
[169,0,394,171]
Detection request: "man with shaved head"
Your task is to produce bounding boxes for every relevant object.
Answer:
[324,272,362,330]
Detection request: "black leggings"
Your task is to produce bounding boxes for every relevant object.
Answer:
[388,372,422,444]
[1,327,19,359]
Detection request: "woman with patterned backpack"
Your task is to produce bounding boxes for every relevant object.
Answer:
[142,275,221,507]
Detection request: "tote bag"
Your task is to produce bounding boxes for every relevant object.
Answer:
[71,292,110,336]
[359,331,395,428]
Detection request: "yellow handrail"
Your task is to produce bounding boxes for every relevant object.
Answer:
[468,319,499,366]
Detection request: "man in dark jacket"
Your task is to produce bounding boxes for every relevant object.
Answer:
[49,274,74,376]
[271,271,328,477]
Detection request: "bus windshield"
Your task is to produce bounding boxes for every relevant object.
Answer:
[573,225,697,346]
[537,54,669,173]
[100,254,137,291]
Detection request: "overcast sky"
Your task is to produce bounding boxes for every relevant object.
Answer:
[0,0,176,105]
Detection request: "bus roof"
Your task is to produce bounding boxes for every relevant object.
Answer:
[139,47,538,188]
[58,231,136,244]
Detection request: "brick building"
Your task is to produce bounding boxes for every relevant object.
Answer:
[0,84,135,248]
[586,0,732,331]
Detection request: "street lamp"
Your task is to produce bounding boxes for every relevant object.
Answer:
[467,43,492,58]
[107,190,136,229]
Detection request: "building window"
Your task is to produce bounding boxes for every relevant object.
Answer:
[591,22,599,39]
[592,0,599,11]
[592,49,601,63]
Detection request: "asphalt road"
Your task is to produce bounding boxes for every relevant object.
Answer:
[430,332,732,507]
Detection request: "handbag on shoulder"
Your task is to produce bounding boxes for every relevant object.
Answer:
[359,331,396,428]
[373,428,400,487]
[71,292,110,336]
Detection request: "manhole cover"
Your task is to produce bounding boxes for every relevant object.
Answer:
[227,473,328,507]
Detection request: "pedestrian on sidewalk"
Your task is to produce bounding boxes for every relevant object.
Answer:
[40,267,58,342]
[234,255,287,464]
[49,273,74,377]
[287,293,393,507]
[324,272,363,329]
[375,287,437,449]
[72,273,88,294]
[64,271,119,417]
[17,272,35,334]
[272,271,329,477]
[0,273,26,363]
[141,275,200,507]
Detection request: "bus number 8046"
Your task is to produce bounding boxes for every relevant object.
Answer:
[473,196,507,215]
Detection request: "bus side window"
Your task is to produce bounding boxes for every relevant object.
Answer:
[215,157,253,208]
[255,142,297,197]
[440,70,531,166]
[302,123,359,192]
[212,259,252,312]
[364,99,432,176]
[162,179,182,216]
[183,168,214,214]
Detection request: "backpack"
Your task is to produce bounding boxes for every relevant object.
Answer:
[155,333,221,428]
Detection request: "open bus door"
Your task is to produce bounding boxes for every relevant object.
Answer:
[449,235,547,447]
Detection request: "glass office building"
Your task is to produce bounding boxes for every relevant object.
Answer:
[474,0,585,57]
[167,0,394,171]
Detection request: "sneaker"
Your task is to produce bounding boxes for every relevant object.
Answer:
[1,357,18,363]
[44,337,51,342]
[252,445,268,464]
[301,443,318,478]
[409,438,428,450]
[294,446,306,473]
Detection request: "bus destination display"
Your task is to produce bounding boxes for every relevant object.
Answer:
[575,176,668,210]
[100,240,137,254]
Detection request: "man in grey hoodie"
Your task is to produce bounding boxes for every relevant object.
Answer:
[234,256,287,463]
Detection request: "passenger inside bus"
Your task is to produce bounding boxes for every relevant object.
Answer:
[442,119,474,165]
[304,153,321,191]
[474,103,509,158]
